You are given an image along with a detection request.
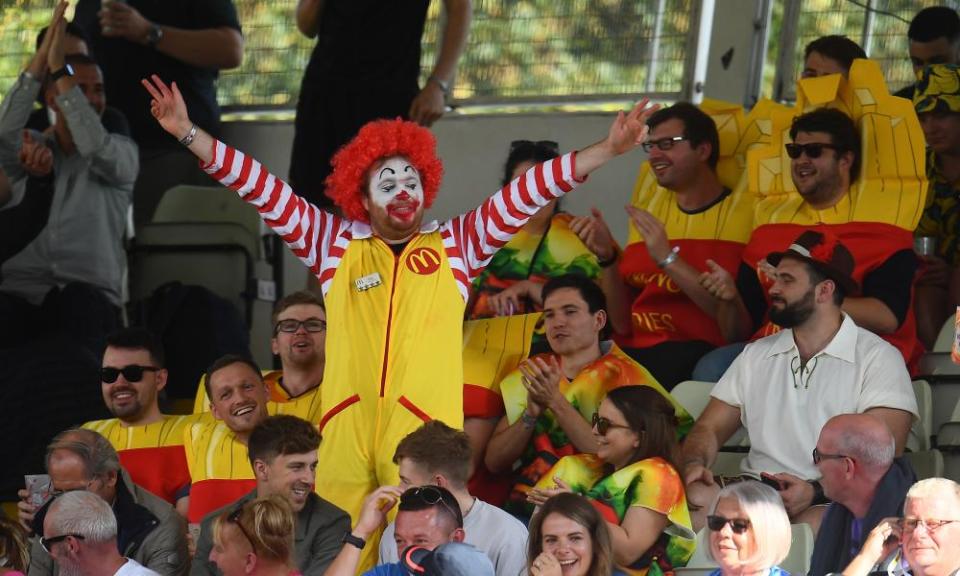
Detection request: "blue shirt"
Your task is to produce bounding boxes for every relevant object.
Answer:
[363,564,406,576]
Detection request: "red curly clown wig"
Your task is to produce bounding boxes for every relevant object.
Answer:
[324,118,444,222]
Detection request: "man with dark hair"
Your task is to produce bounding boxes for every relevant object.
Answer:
[84,328,195,510]
[895,6,960,99]
[485,273,691,517]
[378,421,527,576]
[698,107,922,377]
[19,428,188,576]
[193,291,326,421]
[324,485,473,576]
[184,354,269,524]
[573,102,755,387]
[684,230,917,533]
[0,3,136,353]
[802,35,867,78]
[192,415,350,576]
[912,64,960,349]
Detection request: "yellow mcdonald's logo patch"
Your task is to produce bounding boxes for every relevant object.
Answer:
[406,247,441,275]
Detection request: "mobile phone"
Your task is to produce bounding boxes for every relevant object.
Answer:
[759,472,784,491]
[24,474,52,507]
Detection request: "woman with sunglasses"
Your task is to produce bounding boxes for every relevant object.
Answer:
[706,482,792,576]
[466,139,600,320]
[528,386,695,576]
[209,495,298,576]
[527,493,626,576]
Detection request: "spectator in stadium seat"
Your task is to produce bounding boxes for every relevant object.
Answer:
[378,421,527,576]
[683,230,918,533]
[894,6,960,99]
[323,485,472,576]
[206,495,298,576]
[801,35,867,79]
[193,415,350,576]
[808,414,916,576]
[912,64,960,350]
[42,491,161,576]
[194,292,326,422]
[83,328,194,514]
[20,429,187,576]
[73,0,243,227]
[695,107,923,379]
[840,478,960,576]
[572,103,754,389]
[705,482,792,576]
[184,355,269,525]
[526,493,619,576]
[484,274,690,518]
[0,2,136,355]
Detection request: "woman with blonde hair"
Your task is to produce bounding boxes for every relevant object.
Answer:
[209,495,298,576]
[0,517,29,576]
[706,482,792,576]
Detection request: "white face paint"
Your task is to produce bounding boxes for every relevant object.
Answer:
[367,156,424,226]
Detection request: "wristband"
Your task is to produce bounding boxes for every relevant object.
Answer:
[179,124,197,147]
[341,532,366,550]
[657,246,680,269]
[810,480,830,505]
[597,247,620,268]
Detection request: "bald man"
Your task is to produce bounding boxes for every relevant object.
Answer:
[808,414,917,576]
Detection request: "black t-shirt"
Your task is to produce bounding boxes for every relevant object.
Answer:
[306,0,431,84]
[73,0,241,148]
[736,248,919,331]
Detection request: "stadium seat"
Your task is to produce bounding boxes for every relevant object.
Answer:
[672,380,749,450]
[909,380,933,452]
[904,449,944,480]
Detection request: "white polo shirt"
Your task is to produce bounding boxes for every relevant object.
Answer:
[712,314,918,479]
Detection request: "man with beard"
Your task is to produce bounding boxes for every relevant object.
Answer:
[698,108,922,377]
[681,230,918,533]
[83,329,195,513]
[484,273,691,517]
[183,355,269,524]
[192,416,350,576]
[193,291,326,422]
[42,490,160,576]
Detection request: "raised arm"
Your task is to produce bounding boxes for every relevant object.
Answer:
[448,99,661,283]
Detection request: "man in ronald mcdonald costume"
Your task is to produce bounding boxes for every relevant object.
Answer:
[141,75,659,564]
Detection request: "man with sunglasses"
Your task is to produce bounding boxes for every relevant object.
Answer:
[809,414,916,576]
[183,355,269,524]
[378,421,527,576]
[22,428,188,576]
[192,415,350,576]
[42,490,161,576]
[192,291,326,422]
[571,102,754,388]
[83,328,195,511]
[682,230,917,533]
[324,485,469,576]
[698,107,922,378]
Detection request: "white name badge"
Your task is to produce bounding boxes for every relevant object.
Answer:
[355,272,382,292]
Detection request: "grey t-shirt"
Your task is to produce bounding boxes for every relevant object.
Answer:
[379,498,528,576]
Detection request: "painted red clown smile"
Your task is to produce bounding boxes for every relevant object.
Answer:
[387,193,421,222]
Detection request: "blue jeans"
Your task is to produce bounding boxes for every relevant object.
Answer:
[691,342,748,382]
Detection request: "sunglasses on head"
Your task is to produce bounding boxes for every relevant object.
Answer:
[784,142,840,159]
[401,486,462,525]
[510,139,560,154]
[227,503,256,548]
[591,412,634,436]
[707,515,751,534]
[100,365,159,383]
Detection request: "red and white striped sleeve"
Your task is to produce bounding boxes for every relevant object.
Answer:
[441,152,584,300]
[200,139,352,296]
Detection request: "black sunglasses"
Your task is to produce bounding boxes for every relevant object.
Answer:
[510,139,560,153]
[401,486,463,526]
[784,142,840,159]
[228,504,256,548]
[591,412,634,436]
[707,515,751,534]
[100,365,160,383]
[40,533,85,554]
[641,136,688,152]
